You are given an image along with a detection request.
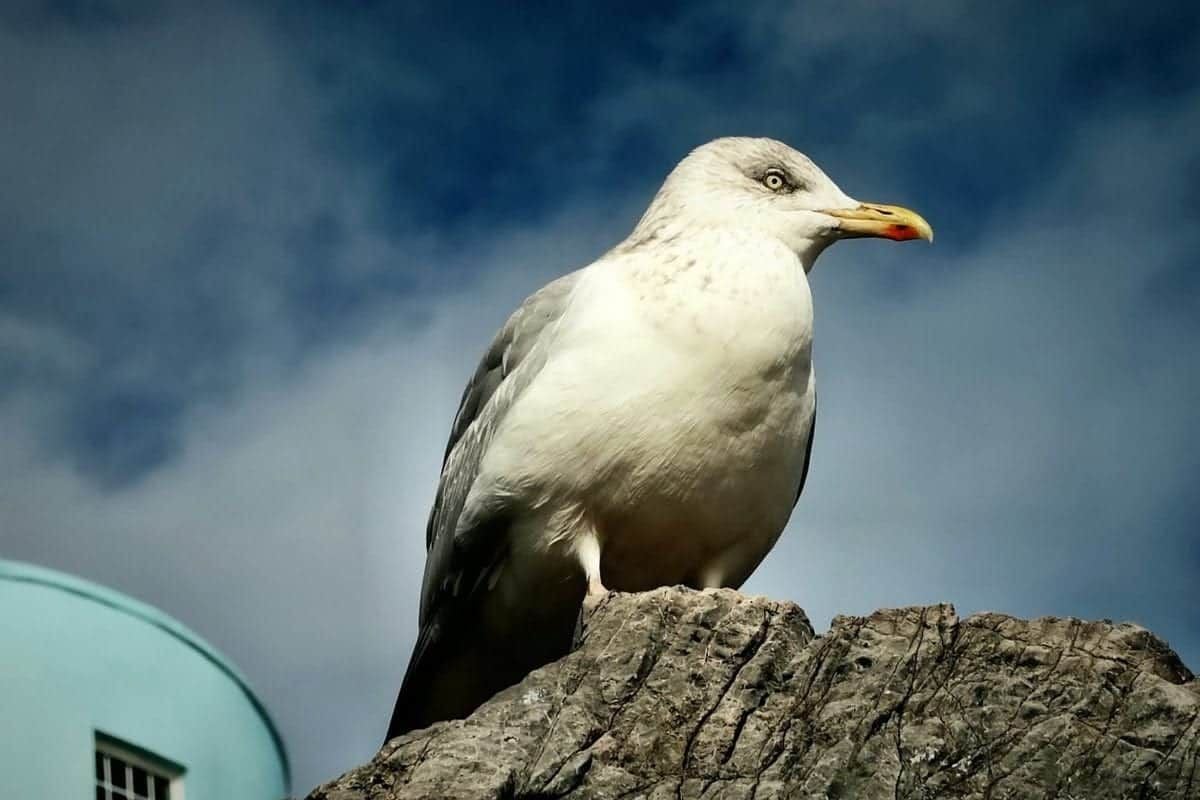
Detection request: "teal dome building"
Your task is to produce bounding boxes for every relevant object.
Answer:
[0,560,289,799]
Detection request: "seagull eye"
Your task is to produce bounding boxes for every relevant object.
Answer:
[762,169,789,192]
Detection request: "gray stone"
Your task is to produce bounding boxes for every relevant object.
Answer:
[310,588,1200,799]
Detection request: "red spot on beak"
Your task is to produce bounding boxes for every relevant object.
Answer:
[885,224,920,241]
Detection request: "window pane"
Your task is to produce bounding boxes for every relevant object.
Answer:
[109,758,127,789]
[133,768,149,797]
[96,786,106,800]
[154,776,170,800]
[96,752,105,779]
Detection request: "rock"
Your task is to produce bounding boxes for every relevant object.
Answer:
[310,588,1200,799]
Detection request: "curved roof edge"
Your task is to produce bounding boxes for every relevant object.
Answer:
[0,559,290,792]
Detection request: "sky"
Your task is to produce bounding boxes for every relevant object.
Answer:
[2,0,1198,793]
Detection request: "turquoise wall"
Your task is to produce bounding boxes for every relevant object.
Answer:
[0,560,289,799]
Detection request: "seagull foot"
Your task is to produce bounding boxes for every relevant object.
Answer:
[575,579,612,644]
[582,577,610,613]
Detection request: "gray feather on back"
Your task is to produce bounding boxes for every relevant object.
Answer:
[418,270,580,624]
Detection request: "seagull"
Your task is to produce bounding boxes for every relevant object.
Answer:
[386,137,931,738]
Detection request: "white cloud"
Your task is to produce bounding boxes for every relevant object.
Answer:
[0,189,644,789]
[747,92,1200,647]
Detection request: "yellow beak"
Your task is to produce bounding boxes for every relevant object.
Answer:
[822,203,934,243]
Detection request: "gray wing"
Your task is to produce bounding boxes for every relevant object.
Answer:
[387,271,580,737]
[793,398,816,508]
[418,270,580,624]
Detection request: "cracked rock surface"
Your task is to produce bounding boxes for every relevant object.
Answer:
[310,588,1199,799]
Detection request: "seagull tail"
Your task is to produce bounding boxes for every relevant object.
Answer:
[384,612,496,742]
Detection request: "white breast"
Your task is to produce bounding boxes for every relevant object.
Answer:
[481,228,817,589]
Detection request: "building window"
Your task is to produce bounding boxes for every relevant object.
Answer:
[94,733,184,800]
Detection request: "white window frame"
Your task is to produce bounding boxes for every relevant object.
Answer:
[94,731,186,800]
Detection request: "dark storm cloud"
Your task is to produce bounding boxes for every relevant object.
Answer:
[1,0,1197,793]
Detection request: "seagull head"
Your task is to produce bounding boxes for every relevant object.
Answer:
[635,137,932,268]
